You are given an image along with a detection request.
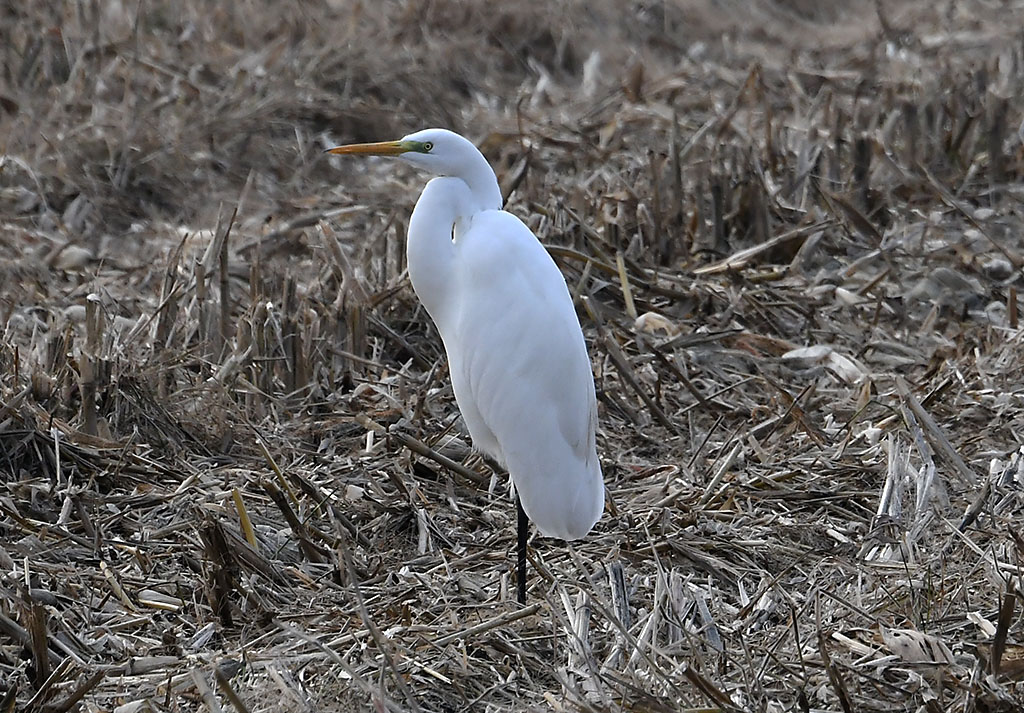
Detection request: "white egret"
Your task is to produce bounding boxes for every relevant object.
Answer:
[327,128,604,603]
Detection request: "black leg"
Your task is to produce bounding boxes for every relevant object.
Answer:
[516,492,528,605]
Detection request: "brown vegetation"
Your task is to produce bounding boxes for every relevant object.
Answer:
[2,1,1024,711]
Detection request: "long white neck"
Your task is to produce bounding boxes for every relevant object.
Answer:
[406,177,474,330]
[458,150,502,211]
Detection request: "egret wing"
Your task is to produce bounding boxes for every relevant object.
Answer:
[445,210,603,540]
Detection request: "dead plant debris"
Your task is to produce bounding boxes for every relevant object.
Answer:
[2,1,1024,711]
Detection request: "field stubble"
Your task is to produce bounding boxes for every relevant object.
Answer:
[2,1,1024,711]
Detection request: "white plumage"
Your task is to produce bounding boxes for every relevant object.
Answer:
[328,128,604,542]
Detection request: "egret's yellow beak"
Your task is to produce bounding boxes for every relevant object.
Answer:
[326,140,407,156]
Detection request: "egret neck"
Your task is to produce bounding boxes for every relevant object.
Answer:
[454,151,502,212]
[406,176,474,328]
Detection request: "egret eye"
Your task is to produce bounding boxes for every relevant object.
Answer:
[422,141,434,152]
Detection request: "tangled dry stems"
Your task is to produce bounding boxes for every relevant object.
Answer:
[2,1,1024,711]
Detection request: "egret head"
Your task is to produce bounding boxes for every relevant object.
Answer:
[327,128,502,210]
[327,128,480,177]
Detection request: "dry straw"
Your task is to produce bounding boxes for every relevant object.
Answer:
[2,1,1024,711]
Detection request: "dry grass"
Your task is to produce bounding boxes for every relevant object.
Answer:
[3,1,1024,711]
